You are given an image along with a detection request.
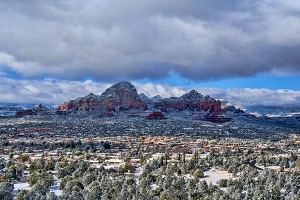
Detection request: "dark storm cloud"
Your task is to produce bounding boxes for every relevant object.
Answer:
[0,0,300,81]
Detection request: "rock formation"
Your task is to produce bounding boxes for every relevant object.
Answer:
[154,90,222,116]
[150,95,162,103]
[146,111,166,120]
[139,93,151,104]
[222,105,245,114]
[57,81,239,123]
[139,93,163,110]
[57,82,147,113]
[16,104,54,117]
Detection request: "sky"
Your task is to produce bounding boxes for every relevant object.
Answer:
[0,0,300,106]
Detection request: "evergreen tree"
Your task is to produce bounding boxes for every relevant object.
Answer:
[0,182,13,200]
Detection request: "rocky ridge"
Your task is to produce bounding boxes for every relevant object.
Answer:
[139,93,163,110]
[14,82,249,123]
[58,82,147,113]
[57,82,231,123]
[154,90,222,116]
[223,105,245,114]
[16,104,54,117]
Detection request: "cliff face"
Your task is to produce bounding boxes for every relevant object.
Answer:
[57,82,147,113]
[58,93,101,112]
[101,82,147,111]
[154,90,222,116]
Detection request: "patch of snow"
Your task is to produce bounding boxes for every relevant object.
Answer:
[271,154,289,158]
[266,166,281,170]
[105,159,124,163]
[135,167,142,175]
[255,165,281,171]
[249,112,262,117]
[104,164,121,169]
[184,174,193,179]
[14,182,31,191]
[49,180,62,196]
[200,153,209,158]
[202,168,232,185]
[90,164,103,169]
[265,114,284,118]
[150,184,157,190]
[50,185,62,196]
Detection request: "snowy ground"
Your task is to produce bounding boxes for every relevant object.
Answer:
[13,182,31,193]
[1,155,9,161]
[90,163,102,169]
[200,153,209,158]
[256,165,281,171]
[135,167,142,175]
[104,164,123,169]
[13,180,62,197]
[150,183,158,190]
[50,185,62,196]
[183,174,193,179]
[271,154,289,158]
[202,168,232,185]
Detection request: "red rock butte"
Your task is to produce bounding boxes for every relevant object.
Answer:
[146,112,167,120]
[57,82,147,113]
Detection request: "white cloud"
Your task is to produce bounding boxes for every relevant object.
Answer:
[0,51,47,76]
[133,82,187,98]
[0,78,299,106]
[196,88,300,107]
[0,77,111,104]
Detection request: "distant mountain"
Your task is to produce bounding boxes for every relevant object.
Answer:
[58,81,147,113]
[222,105,245,114]
[139,93,162,107]
[0,104,33,116]
[0,104,56,117]
[15,104,54,117]
[139,93,152,104]
[245,105,300,118]
[151,95,162,103]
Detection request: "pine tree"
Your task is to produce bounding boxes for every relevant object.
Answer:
[0,182,13,200]
[47,192,58,200]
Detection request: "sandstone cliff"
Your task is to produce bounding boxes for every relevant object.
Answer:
[154,90,222,116]
[57,82,147,113]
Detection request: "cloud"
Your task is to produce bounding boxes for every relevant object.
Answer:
[0,78,299,106]
[0,0,300,81]
[195,88,300,107]
[133,82,187,98]
[0,77,111,104]
[135,84,300,107]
